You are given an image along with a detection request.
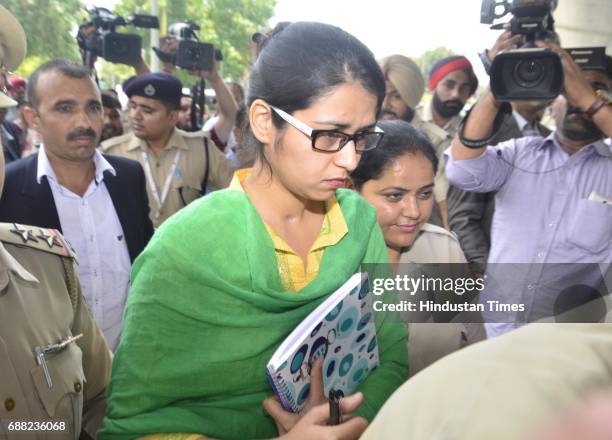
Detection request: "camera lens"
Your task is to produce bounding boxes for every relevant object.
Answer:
[514,59,545,88]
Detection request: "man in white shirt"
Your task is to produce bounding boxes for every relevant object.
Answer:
[0,59,154,350]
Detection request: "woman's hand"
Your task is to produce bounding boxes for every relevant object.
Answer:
[279,392,368,440]
[263,359,327,435]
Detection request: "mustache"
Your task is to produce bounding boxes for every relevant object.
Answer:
[441,99,463,110]
[380,109,397,118]
[67,128,97,141]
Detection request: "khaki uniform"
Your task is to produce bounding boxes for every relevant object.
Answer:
[417,100,462,202]
[414,105,456,205]
[101,128,232,228]
[0,223,111,440]
[361,324,612,440]
[399,223,486,376]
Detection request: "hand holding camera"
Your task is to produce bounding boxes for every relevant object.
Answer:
[535,40,599,112]
[77,6,159,69]
[481,0,563,101]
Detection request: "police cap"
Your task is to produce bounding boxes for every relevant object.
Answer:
[123,72,182,109]
[0,5,27,107]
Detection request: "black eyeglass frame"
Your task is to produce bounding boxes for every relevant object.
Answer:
[270,105,384,153]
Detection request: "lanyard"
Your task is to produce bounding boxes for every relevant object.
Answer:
[141,149,182,219]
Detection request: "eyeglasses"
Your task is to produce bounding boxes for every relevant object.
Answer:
[270,106,384,153]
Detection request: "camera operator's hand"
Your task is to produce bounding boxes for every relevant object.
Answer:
[190,58,238,146]
[535,40,598,111]
[188,57,221,82]
[77,22,98,66]
[487,30,524,62]
[158,36,179,74]
[129,49,150,76]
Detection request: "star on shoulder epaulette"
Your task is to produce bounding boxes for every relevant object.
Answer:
[100,132,134,152]
[0,223,78,264]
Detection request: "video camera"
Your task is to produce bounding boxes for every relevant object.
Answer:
[163,21,223,71]
[480,0,564,101]
[77,6,159,68]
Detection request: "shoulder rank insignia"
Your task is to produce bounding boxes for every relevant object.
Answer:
[0,223,78,263]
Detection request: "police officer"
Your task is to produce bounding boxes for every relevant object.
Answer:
[101,73,232,228]
[378,54,451,230]
[0,5,112,439]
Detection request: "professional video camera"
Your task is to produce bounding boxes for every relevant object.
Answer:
[165,21,223,71]
[77,6,159,69]
[480,0,564,101]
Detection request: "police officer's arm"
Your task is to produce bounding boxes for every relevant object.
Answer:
[71,272,113,439]
[537,40,612,139]
[207,137,233,190]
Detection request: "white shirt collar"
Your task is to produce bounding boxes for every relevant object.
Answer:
[36,145,116,185]
[512,110,529,131]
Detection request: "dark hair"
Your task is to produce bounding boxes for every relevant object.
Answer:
[350,120,438,191]
[604,55,612,79]
[26,59,93,109]
[245,21,386,168]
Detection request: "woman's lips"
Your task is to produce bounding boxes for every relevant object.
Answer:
[323,178,347,189]
[397,224,417,233]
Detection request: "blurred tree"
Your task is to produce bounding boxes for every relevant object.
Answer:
[5,0,87,77]
[414,47,456,83]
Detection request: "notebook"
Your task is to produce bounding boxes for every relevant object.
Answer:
[266,272,379,413]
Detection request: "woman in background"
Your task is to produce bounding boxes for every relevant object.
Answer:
[352,119,485,376]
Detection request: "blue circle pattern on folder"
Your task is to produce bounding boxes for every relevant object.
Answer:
[297,383,310,406]
[348,358,369,389]
[337,307,359,340]
[311,322,323,337]
[339,353,354,377]
[325,359,336,378]
[358,282,369,299]
[291,345,308,374]
[309,336,328,362]
[357,312,372,331]
[367,336,377,353]
[325,302,343,321]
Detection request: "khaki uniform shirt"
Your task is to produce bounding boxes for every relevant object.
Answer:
[0,223,112,440]
[101,128,232,228]
[399,224,485,375]
[361,324,612,440]
[417,100,462,204]
[411,111,451,204]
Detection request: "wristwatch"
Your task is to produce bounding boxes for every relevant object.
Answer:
[584,89,612,119]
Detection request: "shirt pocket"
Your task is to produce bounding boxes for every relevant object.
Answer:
[567,198,612,254]
[172,173,202,207]
[30,341,85,439]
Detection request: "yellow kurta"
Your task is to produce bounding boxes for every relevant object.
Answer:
[230,169,348,291]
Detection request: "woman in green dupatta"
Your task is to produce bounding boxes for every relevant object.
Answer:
[102,21,408,440]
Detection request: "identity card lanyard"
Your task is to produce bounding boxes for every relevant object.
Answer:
[141,149,182,219]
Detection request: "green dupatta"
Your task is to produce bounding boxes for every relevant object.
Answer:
[101,188,407,440]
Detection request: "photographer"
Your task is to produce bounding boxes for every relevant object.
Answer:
[153,34,239,149]
[446,31,612,337]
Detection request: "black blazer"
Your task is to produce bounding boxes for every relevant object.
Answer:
[0,153,154,263]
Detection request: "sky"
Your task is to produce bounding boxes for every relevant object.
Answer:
[84,0,497,82]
